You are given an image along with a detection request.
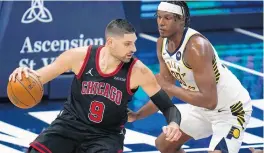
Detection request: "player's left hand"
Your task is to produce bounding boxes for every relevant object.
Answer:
[162,122,182,142]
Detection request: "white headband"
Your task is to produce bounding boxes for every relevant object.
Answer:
[158,2,183,16]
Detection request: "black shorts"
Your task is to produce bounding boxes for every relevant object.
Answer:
[28,110,125,153]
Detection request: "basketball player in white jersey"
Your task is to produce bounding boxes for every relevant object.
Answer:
[128,1,252,153]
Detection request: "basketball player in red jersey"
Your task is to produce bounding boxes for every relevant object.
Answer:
[9,19,182,153]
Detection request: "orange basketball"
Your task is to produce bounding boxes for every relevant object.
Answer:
[7,73,44,109]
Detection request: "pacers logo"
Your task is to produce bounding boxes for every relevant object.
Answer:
[21,0,53,24]
[232,128,240,139]
[227,126,240,139]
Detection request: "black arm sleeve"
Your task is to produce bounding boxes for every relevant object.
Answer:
[150,89,181,125]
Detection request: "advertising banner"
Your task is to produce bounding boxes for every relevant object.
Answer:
[0,0,125,97]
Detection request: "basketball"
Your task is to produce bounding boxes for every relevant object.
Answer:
[7,72,44,109]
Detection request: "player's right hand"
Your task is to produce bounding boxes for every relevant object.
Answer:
[9,67,40,82]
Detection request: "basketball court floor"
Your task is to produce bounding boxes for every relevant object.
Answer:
[0,28,263,153]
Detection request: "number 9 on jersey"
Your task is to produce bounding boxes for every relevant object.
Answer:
[88,101,105,123]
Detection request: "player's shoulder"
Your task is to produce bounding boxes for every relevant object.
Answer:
[157,37,164,44]
[186,28,210,45]
[187,34,210,51]
[156,37,165,56]
[157,37,164,47]
[185,32,214,59]
[71,46,91,54]
[131,59,152,77]
[131,59,143,70]
[58,46,91,66]
[64,46,90,58]
[130,59,155,86]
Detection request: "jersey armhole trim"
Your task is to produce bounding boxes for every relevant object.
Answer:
[160,38,164,56]
[29,141,52,153]
[126,58,138,95]
[76,45,92,79]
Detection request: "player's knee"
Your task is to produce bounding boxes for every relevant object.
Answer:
[155,138,162,150]
[155,139,170,153]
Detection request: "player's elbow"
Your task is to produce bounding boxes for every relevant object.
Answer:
[207,101,217,110]
[201,89,217,110]
[206,96,217,110]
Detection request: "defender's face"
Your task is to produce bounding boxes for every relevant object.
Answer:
[156,10,181,38]
[111,33,137,63]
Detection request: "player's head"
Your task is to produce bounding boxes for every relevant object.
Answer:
[156,1,190,38]
[105,19,137,63]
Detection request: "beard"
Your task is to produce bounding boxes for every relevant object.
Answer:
[109,48,133,63]
[160,34,167,38]
[112,54,132,63]
[120,56,132,63]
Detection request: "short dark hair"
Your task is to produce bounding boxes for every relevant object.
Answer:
[165,1,190,27]
[105,19,136,37]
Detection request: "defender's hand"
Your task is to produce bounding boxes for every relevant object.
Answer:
[162,122,182,142]
[9,67,40,82]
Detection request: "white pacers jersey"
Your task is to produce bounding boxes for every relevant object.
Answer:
[161,28,251,110]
